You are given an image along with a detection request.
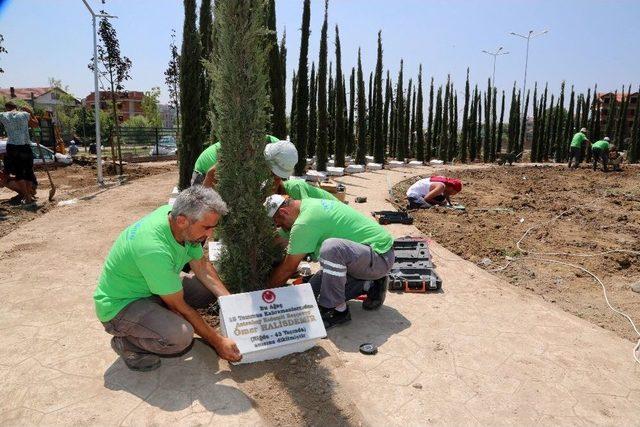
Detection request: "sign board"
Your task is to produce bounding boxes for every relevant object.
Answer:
[218,283,326,364]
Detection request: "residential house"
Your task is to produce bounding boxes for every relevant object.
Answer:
[84,90,144,123]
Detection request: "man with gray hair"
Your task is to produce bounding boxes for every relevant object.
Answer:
[94,186,241,371]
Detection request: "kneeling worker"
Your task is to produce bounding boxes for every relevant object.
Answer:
[265,195,395,329]
[406,176,462,209]
[94,186,241,371]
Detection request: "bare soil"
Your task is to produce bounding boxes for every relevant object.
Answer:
[393,165,640,341]
[0,160,175,238]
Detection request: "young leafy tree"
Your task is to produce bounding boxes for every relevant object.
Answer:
[199,0,213,141]
[141,86,162,127]
[347,67,356,156]
[316,1,329,171]
[425,77,434,161]
[333,26,346,167]
[208,0,280,291]
[294,0,311,175]
[164,29,181,129]
[415,65,425,162]
[266,0,287,139]
[355,48,367,165]
[308,63,317,157]
[373,31,385,164]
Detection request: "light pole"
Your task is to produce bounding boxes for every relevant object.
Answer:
[81,0,117,185]
[510,29,548,113]
[481,46,509,85]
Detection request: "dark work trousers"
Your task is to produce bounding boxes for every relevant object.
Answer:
[568,146,582,168]
[592,148,609,172]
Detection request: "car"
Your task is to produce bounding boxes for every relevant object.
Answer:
[0,138,73,166]
[149,136,178,156]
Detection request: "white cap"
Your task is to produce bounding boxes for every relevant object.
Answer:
[264,194,286,217]
[604,136,610,141]
[264,140,298,178]
[580,128,587,133]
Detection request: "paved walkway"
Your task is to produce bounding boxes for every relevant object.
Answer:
[327,164,640,425]
[1,164,639,425]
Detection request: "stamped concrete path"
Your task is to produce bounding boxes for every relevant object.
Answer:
[1,164,639,425]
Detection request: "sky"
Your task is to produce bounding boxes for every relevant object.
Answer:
[0,0,639,107]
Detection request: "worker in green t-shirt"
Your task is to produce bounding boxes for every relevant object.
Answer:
[568,128,590,169]
[94,186,241,371]
[264,195,395,329]
[591,137,611,172]
[191,135,280,187]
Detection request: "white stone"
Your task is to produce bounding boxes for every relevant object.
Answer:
[365,155,374,162]
[208,241,223,262]
[328,159,335,167]
[367,163,383,171]
[168,198,176,206]
[408,160,423,167]
[345,156,352,162]
[326,166,345,176]
[305,170,327,182]
[429,159,444,165]
[345,164,365,174]
[387,160,405,169]
[219,283,326,364]
[172,186,179,195]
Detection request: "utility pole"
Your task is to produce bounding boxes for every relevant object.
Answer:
[481,46,509,84]
[510,29,548,146]
[81,0,117,185]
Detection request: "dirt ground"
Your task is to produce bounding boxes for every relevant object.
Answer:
[393,164,640,342]
[0,160,175,238]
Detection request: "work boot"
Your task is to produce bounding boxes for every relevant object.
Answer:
[319,306,351,329]
[362,276,389,311]
[111,337,161,372]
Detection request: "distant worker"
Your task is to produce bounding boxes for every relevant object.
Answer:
[0,101,39,204]
[94,186,241,371]
[608,144,623,172]
[568,127,590,169]
[406,176,462,209]
[68,140,79,157]
[265,195,395,329]
[591,137,611,172]
[191,135,279,187]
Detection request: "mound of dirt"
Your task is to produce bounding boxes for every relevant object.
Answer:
[393,165,640,341]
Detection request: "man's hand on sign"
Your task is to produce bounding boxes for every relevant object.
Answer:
[214,336,242,362]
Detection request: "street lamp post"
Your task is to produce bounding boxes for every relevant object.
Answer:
[481,46,509,85]
[510,29,548,121]
[81,0,117,185]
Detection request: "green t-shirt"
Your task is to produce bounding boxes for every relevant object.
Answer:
[94,205,204,322]
[194,142,221,174]
[283,180,338,201]
[287,199,393,259]
[592,140,610,151]
[193,135,279,175]
[570,132,587,148]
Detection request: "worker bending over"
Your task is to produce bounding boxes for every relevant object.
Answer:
[265,195,395,329]
[94,186,241,371]
[406,176,462,209]
[568,127,590,169]
[591,137,611,172]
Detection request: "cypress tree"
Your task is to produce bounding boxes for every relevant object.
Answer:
[410,87,416,157]
[574,93,582,137]
[368,71,374,154]
[355,48,367,165]
[629,85,640,163]
[460,68,470,162]
[395,60,405,161]
[604,90,617,138]
[373,31,385,164]
[210,0,279,290]
[553,82,565,162]
[490,87,497,161]
[497,89,506,155]
[563,86,576,157]
[544,93,554,160]
[199,0,213,142]
[483,79,491,162]
[474,89,482,161]
[341,75,349,151]
[402,78,412,160]
[178,0,203,189]
[279,32,287,125]
[615,85,631,149]
[347,67,356,156]
[449,90,458,162]
[293,0,310,175]
[425,77,434,161]
[519,89,530,156]
[316,1,329,171]
[507,82,517,154]
[531,86,539,161]
[415,65,425,162]
[440,77,450,162]
[383,71,392,156]
[334,26,346,167]
[582,88,591,130]
[328,64,335,155]
[433,85,442,157]
[541,84,549,160]
[266,0,287,139]
[389,87,396,158]
[308,63,317,157]
[468,87,478,161]
[290,72,297,146]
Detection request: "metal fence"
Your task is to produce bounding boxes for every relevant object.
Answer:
[91,127,179,162]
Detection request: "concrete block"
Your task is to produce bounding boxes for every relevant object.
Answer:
[430,159,444,165]
[387,160,405,169]
[328,159,335,167]
[345,164,365,174]
[305,170,327,182]
[365,155,374,162]
[367,163,383,171]
[326,166,345,176]
[408,160,423,168]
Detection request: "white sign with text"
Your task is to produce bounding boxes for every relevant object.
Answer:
[218,283,326,364]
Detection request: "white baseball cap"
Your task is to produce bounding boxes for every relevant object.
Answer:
[264,194,286,217]
[264,140,298,178]
[580,128,587,133]
[604,136,610,141]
